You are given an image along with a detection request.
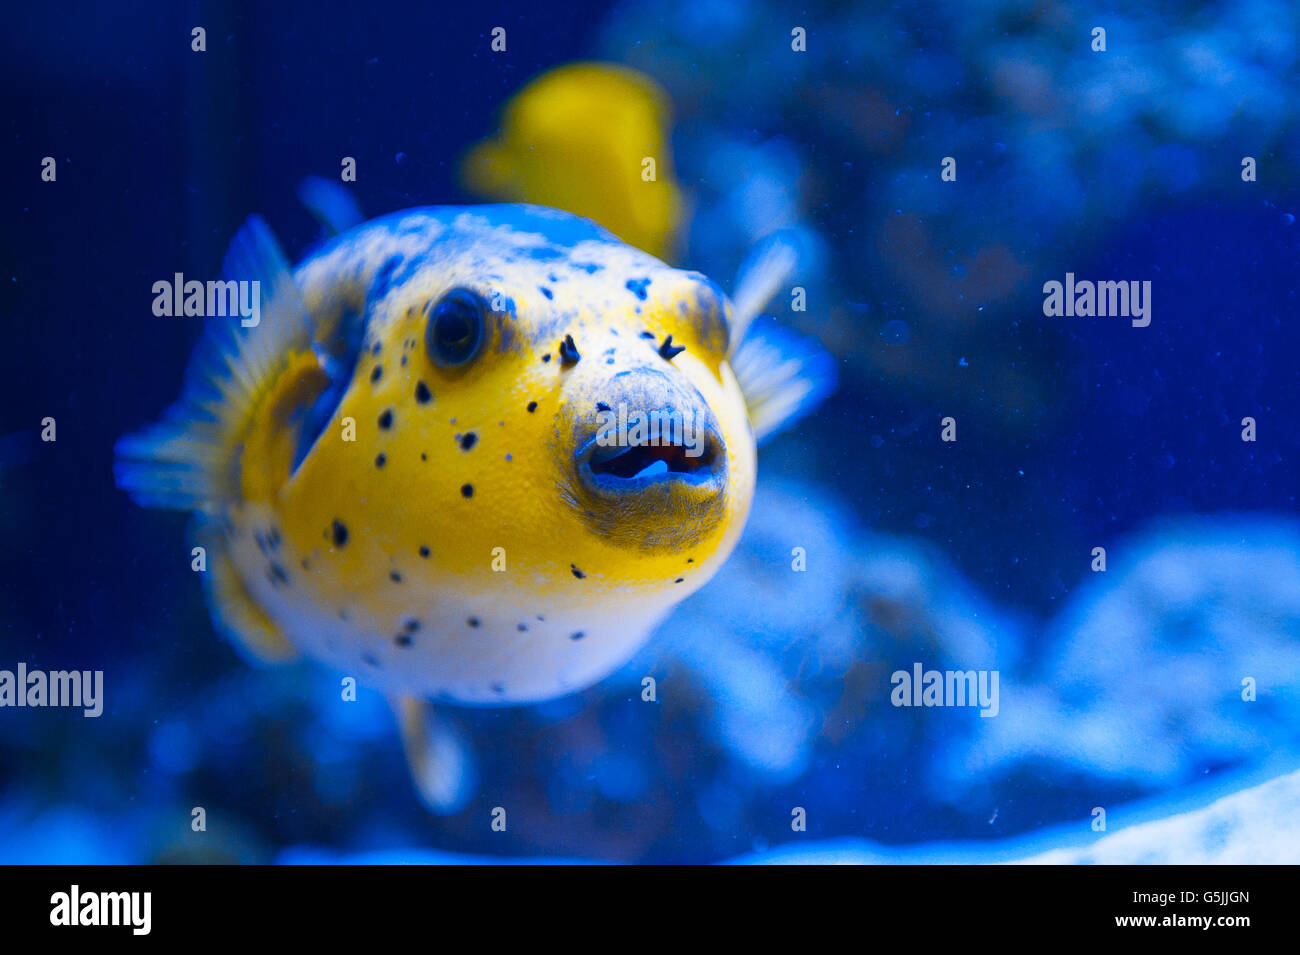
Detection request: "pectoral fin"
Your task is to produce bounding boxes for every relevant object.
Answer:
[732,317,837,444]
[115,215,316,511]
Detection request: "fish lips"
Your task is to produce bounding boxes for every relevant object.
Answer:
[576,409,726,492]
[571,406,729,551]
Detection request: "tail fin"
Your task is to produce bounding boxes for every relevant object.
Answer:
[115,216,314,511]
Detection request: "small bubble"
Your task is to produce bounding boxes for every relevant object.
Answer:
[395,152,408,165]
[882,319,911,345]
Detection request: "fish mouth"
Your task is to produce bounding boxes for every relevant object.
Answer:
[560,369,730,551]
[576,419,726,494]
[585,430,721,486]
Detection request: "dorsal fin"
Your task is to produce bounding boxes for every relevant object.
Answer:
[298,176,364,237]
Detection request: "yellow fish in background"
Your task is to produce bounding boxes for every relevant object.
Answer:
[118,186,829,812]
[461,62,684,262]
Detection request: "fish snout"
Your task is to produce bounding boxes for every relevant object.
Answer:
[561,367,729,550]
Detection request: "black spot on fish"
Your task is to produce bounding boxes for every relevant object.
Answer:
[420,452,428,461]
[461,483,474,498]
[674,577,684,583]
[573,262,601,274]
[404,618,421,632]
[467,617,480,628]
[459,432,477,451]
[527,401,538,413]
[687,557,694,563]
[625,277,651,300]
[370,365,383,383]
[267,563,289,587]
[571,564,585,579]
[268,528,281,549]
[658,335,686,361]
[517,623,528,632]
[394,634,413,647]
[539,286,553,300]
[571,631,585,641]
[300,558,311,571]
[558,334,581,366]
[415,381,432,404]
[596,402,610,412]
[378,409,394,429]
[375,453,386,468]
[639,330,656,339]
[605,357,614,365]
[363,653,380,667]
[491,682,505,694]
[390,571,402,583]
[541,353,552,363]
[419,545,430,558]
[331,520,348,547]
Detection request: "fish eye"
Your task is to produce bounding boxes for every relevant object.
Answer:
[426,288,486,368]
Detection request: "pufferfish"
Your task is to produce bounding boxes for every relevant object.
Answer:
[116,192,831,809]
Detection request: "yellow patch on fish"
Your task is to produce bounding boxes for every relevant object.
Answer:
[461,63,684,261]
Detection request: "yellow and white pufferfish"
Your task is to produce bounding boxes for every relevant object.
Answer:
[117,197,830,809]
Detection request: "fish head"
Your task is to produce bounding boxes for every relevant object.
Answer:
[307,205,755,690]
